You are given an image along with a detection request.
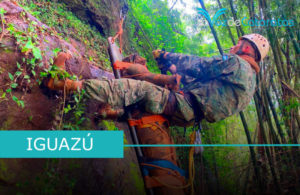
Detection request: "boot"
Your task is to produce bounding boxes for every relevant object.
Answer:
[46,78,83,91]
[45,52,82,91]
[53,52,71,69]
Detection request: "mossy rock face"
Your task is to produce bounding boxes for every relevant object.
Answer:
[59,0,122,36]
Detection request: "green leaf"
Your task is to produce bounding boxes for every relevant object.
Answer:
[1,92,6,98]
[0,8,7,15]
[64,105,72,114]
[18,100,25,108]
[21,39,34,53]
[31,70,36,76]
[11,83,18,88]
[7,23,15,32]
[74,96,79,103]
[53,48,61,56]
[12,96,18,102]
[6,88,11,93]
[70,75,77,80]
[24,75,30,79]
[40,72,48,78]
[15,71,22,76]
[8,72,14,80]
[32,47,42,60]
[49,58,53,64]
[17,62,21,69]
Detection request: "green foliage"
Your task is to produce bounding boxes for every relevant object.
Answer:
[19,0,110,69]
[1,11,47,107]
[15,159,79,194]
[62,89,89,130]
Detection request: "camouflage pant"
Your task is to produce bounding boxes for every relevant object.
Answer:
[83,79,195,125]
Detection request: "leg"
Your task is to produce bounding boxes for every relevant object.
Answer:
[83,79,170,115]
[135,118,186,194]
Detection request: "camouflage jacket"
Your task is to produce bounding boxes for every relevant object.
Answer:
[165,53,257,122]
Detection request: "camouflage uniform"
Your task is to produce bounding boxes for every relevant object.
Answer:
[83,53,256,124]
[165,53,257,122]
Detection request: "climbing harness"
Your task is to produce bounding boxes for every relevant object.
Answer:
[113,60,134,70]
[141,160,187,188]
[129,114,195,193]
[128,115,169,127]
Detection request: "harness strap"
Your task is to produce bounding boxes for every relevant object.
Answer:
[141,160,188,189]
[113,61,133,70]
[178,90,184,95]
[141,160,187,177]
[128,115,168,127]
[114,60,149,71]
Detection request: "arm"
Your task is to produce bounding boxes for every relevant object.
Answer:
[164,53,238,81]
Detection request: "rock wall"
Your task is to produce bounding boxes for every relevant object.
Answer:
[59,0,122,36]
[0,1,145,194]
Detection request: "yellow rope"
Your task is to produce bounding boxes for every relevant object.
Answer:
[189,131,196,195]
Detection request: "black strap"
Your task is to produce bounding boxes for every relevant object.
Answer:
[183,92,204,122]
[157,49,173,74]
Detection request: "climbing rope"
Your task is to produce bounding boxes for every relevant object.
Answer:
[111,18,124,53]
[111,4,128,53]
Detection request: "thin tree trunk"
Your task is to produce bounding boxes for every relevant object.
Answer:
[260,84,280,144]
[228,0,244,36]
[198,0,224,55]
[216,0,236,45]
[240,112,263,190]
[254,93,281,193]
[265,87,286,143]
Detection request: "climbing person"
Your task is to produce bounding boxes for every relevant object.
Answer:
[45,52,187,193]
[46,33,269,126]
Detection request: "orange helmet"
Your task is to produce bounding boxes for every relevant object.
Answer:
[240,34,270,61]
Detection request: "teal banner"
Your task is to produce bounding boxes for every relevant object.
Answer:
[0,131,123,158]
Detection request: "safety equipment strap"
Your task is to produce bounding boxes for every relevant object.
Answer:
[128,115,169,127]
[141,160,189,189]
[141,160,187,177]
[113,60,133,70]
[114,60,148,70]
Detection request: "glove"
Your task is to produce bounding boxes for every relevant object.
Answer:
[152,49,164,59]
[152,49,173,74]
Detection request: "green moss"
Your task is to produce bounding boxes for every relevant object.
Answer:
[129,162,145,195]
[100,120,118,130]
[18,0,111,69]
[0,159,16,181]
[0,113,14,130]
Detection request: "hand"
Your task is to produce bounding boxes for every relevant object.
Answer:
[152,49,173,73]
[152,49,163,59]
[169,64,177,74]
